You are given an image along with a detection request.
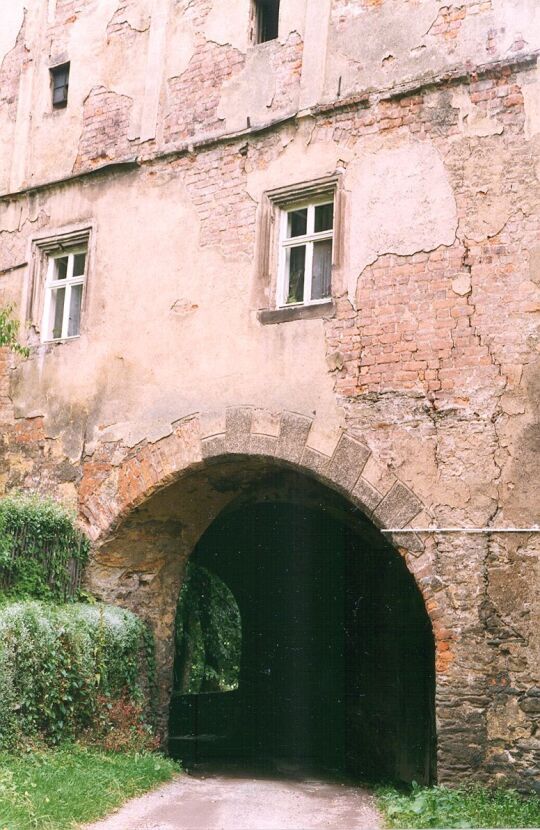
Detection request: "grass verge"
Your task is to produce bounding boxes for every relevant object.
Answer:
[0,746,180,829]
[376,783,540,829]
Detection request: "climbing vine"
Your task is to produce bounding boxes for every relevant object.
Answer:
[0,494,90,602]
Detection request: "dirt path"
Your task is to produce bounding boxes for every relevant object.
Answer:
[83,766,381,830]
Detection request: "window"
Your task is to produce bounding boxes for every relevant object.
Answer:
[50,62,70,109]
[278,199,334,307]
[253,0,280,44]
[42,246,86,341]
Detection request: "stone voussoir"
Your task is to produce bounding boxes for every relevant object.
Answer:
[373,481,424,530]
[276,411,313,464]
[326,434,371,493]
[351,476,384,517]
[225,407,254,453]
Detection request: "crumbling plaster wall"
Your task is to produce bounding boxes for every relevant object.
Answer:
[0,0,308,192]
[3,0,540,193]
[326,0,540,102]
[0,0,539,792]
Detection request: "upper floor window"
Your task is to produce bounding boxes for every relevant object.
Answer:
[253,0,280,44]
[42,247,87,342]
[50,62,70,109]
[278,199,334,307]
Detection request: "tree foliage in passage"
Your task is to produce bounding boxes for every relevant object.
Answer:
[174,563,241,694]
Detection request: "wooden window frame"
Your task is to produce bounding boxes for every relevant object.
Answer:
[50,62,70,109]
[255,176,344,324]
[26,227,92,344]
[277,197,334,309]
[251,0,280,45]
[42,248,87,342]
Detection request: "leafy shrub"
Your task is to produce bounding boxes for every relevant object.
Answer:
[0,305,29,357]
[376,782,540,828]
[0,601,156,750]
[86,694,160,753]
[0,494,90,602]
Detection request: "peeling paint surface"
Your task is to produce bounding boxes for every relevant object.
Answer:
[0,0,539,793]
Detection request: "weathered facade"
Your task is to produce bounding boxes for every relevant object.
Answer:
[1,0,539,791]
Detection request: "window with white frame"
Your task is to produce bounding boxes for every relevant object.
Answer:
[277,198,334,307]
[42,246,87,341]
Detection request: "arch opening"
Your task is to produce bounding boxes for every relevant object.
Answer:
[156,464,437,785]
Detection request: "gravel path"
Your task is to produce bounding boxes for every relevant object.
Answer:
[82,766,381,830]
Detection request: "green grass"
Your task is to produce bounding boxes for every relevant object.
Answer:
[0,746,180,829]
[376,783,540,829]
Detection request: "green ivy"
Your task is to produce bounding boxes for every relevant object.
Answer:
[0,494,90,602]
[0,305,29,358]
[0,601,155,749]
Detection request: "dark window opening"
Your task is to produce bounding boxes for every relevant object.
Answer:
[253,0,280,44]
[50,62,70,109]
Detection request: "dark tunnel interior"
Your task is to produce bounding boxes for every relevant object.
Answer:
[169,495,436,785]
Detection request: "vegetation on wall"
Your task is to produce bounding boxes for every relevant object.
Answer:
[174,563,241,694]
[0,306,29,357]
[0,494,90,602]
[0,601,155,751]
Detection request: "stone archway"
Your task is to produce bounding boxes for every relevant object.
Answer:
[78,407,452,777]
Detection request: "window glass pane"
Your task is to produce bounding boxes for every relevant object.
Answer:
[67,284,83,337]
[73,253,86,277]
[54,257,68,280]
[52,85,67,105]
[311,239,332,301]
[287,208,307,238]
[315,203,334,233]
[256,0,280,43]
[286,245,305,304]
[48,287,66,340]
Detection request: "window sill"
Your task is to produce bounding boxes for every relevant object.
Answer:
[257,300,335,325]
[41,335,80,345]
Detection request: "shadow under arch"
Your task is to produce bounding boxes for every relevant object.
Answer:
[85,450,437,784]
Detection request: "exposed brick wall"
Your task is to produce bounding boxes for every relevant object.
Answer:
[317,67,534,407]
[164,40,246,144]
[173,144,257,257]
[74,85,134,170]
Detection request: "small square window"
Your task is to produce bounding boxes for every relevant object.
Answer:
[42,246,87,341]
[253,0,280,44]
[50,62,70,109]
[278,199,334,308]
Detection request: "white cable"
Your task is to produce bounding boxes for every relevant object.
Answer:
[382,527,540,534]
